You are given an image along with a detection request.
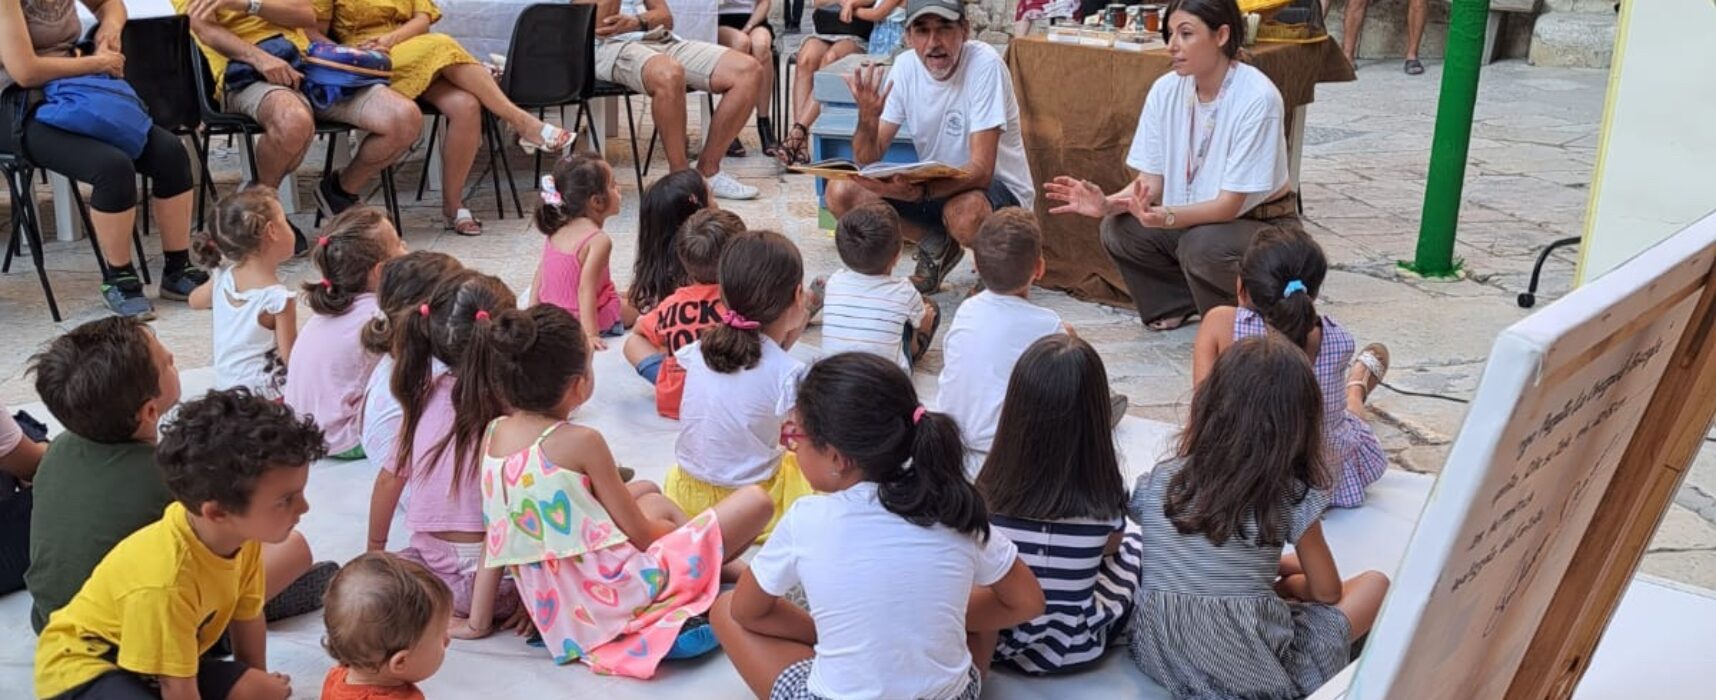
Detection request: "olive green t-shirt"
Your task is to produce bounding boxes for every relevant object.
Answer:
[24,432,172,634]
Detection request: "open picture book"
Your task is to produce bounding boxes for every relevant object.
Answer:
[789,159,968,183]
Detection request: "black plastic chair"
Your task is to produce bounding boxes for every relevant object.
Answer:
[413,100,522,220]
[116,14,199,262]
[495,4,647,192]
[2,153,63,321]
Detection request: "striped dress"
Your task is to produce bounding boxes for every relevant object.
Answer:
[1233,307,1386,508]
[990,515,1144,674]
[1128,458,1350,699]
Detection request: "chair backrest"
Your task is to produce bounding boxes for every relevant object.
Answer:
[498,3,596,107]
[185,37,240,124]
[88,16,201,133]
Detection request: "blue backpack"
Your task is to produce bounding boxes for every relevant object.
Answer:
[32,75,152,159]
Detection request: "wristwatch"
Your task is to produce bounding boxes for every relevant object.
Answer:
[1163,207,1177,228]
[247,0,263,15]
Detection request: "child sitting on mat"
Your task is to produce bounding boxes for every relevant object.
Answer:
[625,209,742,419]
[1191,227,1390,508]
[1130,335,1390,698]
[458,303,773,676]
[359,252,464,472]
[629,169,711,314]
[319,553,453,700]
[285,206,406,459]
[530,154,636,350]
[812,202,940,370]
[34,388,325,700]
[668,230,814,540]
[711,352,1044,699]
[190,187,300,399]
[368,271,528,635]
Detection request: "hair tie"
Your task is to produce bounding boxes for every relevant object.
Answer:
[317,236,330,247]
[475,310,490,322]
[721,309,761,330]
[688,195,700,206]
[418,303,431,317]
[540,176,563,206]
[321,279,332,290]
[1283,280,1308,298]
[912,406,926,425]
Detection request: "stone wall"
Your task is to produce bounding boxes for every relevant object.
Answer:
[965,0,1020,45]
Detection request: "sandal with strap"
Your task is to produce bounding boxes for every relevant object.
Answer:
[1145,310,1201,332]
[445,208,483,237]
[1347,342,1391,402]
[520,123,574,155]
[805,275,827,325]
[777,123,812,167]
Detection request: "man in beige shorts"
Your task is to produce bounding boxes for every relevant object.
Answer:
[594,0,765,200]
[180,0,422,223]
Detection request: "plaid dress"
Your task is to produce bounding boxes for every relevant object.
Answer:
[1234,308,1386,508]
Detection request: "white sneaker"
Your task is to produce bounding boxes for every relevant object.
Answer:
[707,171,759,200]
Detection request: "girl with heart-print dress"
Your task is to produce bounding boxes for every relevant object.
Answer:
[461,302,774,678]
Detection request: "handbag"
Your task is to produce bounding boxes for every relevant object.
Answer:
[31,75,152,159]
[301,42,393,110]
[812,6,876,40]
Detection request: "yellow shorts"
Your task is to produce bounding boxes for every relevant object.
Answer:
[664,453,814,542]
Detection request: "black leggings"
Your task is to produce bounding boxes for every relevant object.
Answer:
[0,100,194,214]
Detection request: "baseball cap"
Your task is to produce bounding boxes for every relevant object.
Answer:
[905,0,964,25]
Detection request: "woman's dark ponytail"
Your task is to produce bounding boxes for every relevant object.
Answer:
[797,353,990,541]
[702,230,803,374]
[1239,226,1328,353]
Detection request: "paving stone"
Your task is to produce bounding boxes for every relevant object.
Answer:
[1649,505,1716,553]
[1639,550,1716,584]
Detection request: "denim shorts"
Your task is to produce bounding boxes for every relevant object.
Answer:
[636,352,665,384]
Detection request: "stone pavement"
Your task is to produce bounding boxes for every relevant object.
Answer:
[2,57,1713,589]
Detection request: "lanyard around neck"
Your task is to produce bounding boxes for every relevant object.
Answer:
[1185,62,1238,187]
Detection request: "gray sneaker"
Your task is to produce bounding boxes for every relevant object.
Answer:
[910,234,964,294]
[264,560,338,622]
[101,276,156,320]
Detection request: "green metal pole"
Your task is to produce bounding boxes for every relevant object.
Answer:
[1401,0,1491,278]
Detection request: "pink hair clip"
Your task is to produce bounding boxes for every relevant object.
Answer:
[721,309,760,330]
[475,310,490,322]
[317,236,330,247]
[321,279,332,289]
[418,304,431,317]
[912,406,927,425]
[540,176,563,206]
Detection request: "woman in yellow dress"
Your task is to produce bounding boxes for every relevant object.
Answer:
[313,0,572,235]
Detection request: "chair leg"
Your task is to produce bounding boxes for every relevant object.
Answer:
[8,168,61,321]
[533,107,546,188]
[68,184,122,282]
[417,114,440,203]
[193,132,214,230]
[381,167,402,233]
[240,130,261,183]
[140,177,151,236]
[622,96,645,191]
[497,117,521,218]
[315,133,336,228]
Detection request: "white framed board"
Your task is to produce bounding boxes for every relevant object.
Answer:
[1345,211,1716,699]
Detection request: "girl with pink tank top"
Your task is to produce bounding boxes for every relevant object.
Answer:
[530,154,638,350]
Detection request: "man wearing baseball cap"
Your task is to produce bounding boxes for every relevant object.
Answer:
[826,0,1035,294]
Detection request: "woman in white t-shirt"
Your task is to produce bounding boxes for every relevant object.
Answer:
[711,353,1044,700]
[1045,0,1301,332]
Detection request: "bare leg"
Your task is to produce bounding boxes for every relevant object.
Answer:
[791,39,829,130]
[420,81,482,220]
[710,592,817,698]
[436,62,547,138]
[1342,0,1370,63]
[748,28,775,115]
[1337,571,1391,641]
[638,492,690,527]
[261,530,313,600]
[940,189,997,248]
[1405,0,1427,61]
[252,92,315,188]
[336,90,423,194]
[711,485,772,563]
[641,55,692,172]
[695,50,763,176]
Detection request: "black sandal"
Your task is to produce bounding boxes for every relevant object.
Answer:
[1145,311,1201,332]
[1404,59,1425,75]
[777,123,812,166]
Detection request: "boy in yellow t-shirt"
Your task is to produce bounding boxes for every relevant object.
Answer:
[34,388,328,700]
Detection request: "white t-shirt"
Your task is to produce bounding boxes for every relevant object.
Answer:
[819,269,926,371]
[675,336,808,487]
[881,41,1035,210]
[718,0,754,14]
[935,291,1063,476]
[211,267,290,400]
[750,482,1019,699]
[1124,62,1288,214]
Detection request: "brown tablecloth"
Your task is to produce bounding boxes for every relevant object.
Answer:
[1007,35,1356,306]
